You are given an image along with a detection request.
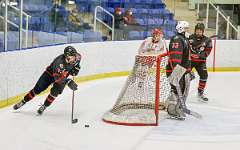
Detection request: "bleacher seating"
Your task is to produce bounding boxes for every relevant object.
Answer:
[84,0,177,40]
[128,30,142,40]
[1,0,178,51]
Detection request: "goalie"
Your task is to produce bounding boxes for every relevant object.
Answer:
[165,21,194,120]
[138,28,166,55]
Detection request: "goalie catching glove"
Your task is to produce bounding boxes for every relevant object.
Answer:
[67,79,78,91]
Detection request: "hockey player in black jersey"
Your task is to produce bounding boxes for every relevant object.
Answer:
[13,46,81,115]
[189,23,212,102]
[165,21,192,120]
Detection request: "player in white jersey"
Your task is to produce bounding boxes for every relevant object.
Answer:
[138,28,166,55]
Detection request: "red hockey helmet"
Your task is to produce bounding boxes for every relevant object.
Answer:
[151,28,163,36]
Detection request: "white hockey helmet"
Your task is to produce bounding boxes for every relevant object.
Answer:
[176,21,189,33]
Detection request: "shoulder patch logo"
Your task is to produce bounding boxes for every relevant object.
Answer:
[60,64,64,69]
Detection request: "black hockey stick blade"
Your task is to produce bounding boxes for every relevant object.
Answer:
[72,118,78,124]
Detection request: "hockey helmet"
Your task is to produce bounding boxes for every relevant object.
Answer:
[64,46,78,57]
[176,21,189,33]
[195,23,205,31]
[151,28,163,36]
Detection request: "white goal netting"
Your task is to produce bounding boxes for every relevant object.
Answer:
[103,53,171,126]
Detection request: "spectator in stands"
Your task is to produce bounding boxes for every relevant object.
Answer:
[113,7,124,40]
[123,9,138,26]
[122,9,142,40]
[68,8,92,32]
[114,7,124,29]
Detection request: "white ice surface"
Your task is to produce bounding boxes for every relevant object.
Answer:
[0,72,240,150]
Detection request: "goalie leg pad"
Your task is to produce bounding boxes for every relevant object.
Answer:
[166,92,185,118]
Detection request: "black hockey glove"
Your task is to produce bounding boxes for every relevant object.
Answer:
[67,79,78,91]
[69,65,81,76]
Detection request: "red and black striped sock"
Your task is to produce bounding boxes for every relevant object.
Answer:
[198,80,207,94]
[43,94,55,107]
[23,90,36,102]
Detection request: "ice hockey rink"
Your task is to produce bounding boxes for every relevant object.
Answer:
[0,72,240,150]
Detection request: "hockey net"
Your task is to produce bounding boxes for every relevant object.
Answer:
[103,53,171,126]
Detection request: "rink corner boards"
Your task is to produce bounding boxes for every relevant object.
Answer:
[1,68,240,109]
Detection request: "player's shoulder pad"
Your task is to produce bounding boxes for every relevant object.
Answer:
[188,34,195,39]
[53,54,65,64]
[171,35,184,44]
[173,35,180,40]
[204,36,212,42]
[169,36,179,43]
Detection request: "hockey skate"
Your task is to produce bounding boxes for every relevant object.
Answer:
[198,92,208,102]
[166,102,186,121]
[13,100,26,110]
[37,105,47,115]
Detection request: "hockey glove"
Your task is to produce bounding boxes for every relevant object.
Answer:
[67,79,78,91]
[69,65,81,76]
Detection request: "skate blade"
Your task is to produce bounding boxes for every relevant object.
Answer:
[36,112,43,116]
[166,115,185,121]
[11,110,22,113]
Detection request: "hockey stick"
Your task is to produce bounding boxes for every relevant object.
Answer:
[168,65,202,119]
[71,77,78,124]
[209,34,219,39]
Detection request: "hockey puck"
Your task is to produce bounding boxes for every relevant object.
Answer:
[84,124,90,128]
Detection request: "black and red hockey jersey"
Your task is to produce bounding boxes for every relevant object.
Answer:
[189,34,212,62]
[166,33,191,75]
[45,54,81,84]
